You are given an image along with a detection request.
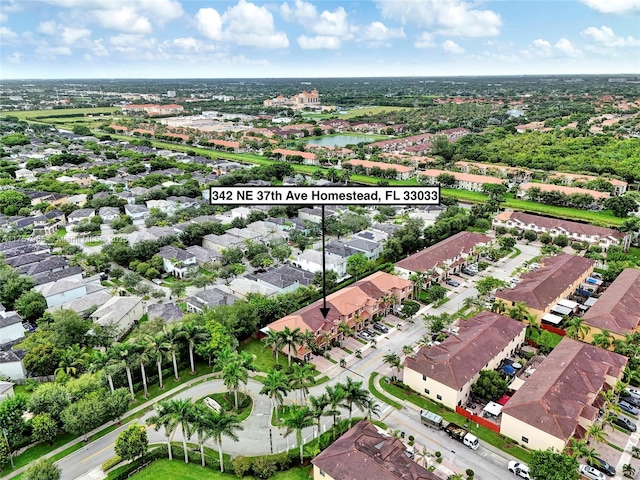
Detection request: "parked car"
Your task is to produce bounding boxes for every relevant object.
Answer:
[445,279,460,287]
[579,464,606,480]
[618,401,639,415]
[461,268,476,276]
[620,392,640,408]
[364,328,376,337]
[508,460,530,479]
[358,331,371,340]
[373,323,389,333]
[626,387,640,400]
[587,457,616,476]
[611,414,637,432]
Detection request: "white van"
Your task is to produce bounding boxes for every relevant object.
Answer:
[463,433,479,450]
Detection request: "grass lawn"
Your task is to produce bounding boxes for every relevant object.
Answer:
[85,240,104,247]
[54,228,67,237]
[205,392,253,422]
[239,338,289,373]
[368,373,402,409]
[12,384,32,399]
[128,459,311,480]
[133,361,214,404]
[339,106,413,119]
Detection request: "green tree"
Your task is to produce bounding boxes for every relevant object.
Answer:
[14,291,47,322]
[22,458,61,480]
[475,276,508,296]
[280,326,305,366]
[27,383,69,424]
[340,377,371,423]
[23,343,61,376]
[309,393,330,442]
[565,317,590,340]
[260,369,290,421]
[282,406,314,464]
[605,195,638,218]
[162,323,183,381]
[115,424,148,462]
[143,333,169,389]
[0,191,31,215]
[61,393,106,441]
[216,347,249,410]
[0,394,28,448]
[471,369,509,401]
[180,321,209,374]
[529,448,579,480]
[383,353,402,381]
[289,362,315,404]
[262,329,284,364]
[31,413,58,445]
[207,408,243,473]
[346,253,370,281]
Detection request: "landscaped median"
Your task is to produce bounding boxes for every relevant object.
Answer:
[368,372,403,410]
[377,377,533,464]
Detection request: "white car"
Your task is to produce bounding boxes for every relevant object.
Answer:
[579,464,606,480]
[508,460,530,479]
[626,387,640,400]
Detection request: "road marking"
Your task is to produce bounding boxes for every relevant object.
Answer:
[80,443,114,463]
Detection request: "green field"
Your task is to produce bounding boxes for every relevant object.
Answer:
[4,107,118,121]
[128,459,311,480]
[339,106,413,119]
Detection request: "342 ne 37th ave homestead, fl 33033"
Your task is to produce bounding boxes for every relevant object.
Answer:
[208,185,441,206]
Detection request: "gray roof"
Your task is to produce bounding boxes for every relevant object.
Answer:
[186,245,220,263]
[67,208,95,220]
[32,266,84,285]
[252,265,315,289]
[17,255,68,275]
[158,245,194,262]
[0,350,25,364]
[343,237,379,253]
[0,313,23,329]
[326,240,358,259]
[187,288,238,310]
[147,303,184,323]
[0,243,50,259]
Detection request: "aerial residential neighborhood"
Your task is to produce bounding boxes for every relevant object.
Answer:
[0,73,639,480]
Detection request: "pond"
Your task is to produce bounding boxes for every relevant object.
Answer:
[305,135,381,147]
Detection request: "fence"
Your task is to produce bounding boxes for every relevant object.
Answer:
[455,406,500,433]
[540,323,566,337]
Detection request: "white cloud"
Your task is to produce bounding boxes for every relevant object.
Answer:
[580,0,640,13]
[554,38,581,57]
[281,0,354,38]
[195,1,289,49]
[360,21,405,42]
[297,35,341,49]
[94,7,152,34]
[581,25,640,47]
[0,26,17,40]
[61,27,91,45]
[195,8,223,41]
[172,37,201,51]
[35,45,72,57]
[442,39,465,54]
[377,0,502,37]
[0,12,7,23]
[7,51,22,63]
[415,32,436,48]
[89,39,108,57]
[42,0,183,22]
[37,21,57,35]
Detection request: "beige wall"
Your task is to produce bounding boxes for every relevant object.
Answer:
[501,413,565,452]
[403,328,525,410]
[313,465,337,480]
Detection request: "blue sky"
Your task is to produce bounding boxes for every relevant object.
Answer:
[1,0,639,79]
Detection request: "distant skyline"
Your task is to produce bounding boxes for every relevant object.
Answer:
[1,0,639,80]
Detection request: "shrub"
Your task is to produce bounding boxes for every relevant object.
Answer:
[232,455,252,478]
[466,468,475,478]
[252,456,277,479]
[102,455,123,472]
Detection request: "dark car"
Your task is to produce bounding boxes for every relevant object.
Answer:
[373,323,389,333]
[461,268,476,276]
[620,392,640,408]
[364,328,376,336]
[611,414,637,432]
[588,457,616,476]
[618,401,639,415]
[445,279,460,287]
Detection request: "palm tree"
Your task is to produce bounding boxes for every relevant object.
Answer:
[507,301,529,321]
[586,423,607,445]
[325,384,345,431]
[593,329,613,349]
[163,323,183,381]
[88,350,115,393]
[189,403,214,467]
[263,329,284,364]
[280,326,305,366]
[134,342,150,399]
[402,345,414,357]
[309,393,330,442]
[260,369,290,421]
[491,299,507,315]
[526,315,543,340]
[415,447,433,468]
[217,347,249,410]
[147,398,193,462]
[180,322,209,374]
[112,342,136,396]
[565,317,591,340]
[564,437,588,459]
[340,377,371,424]
[408,271,425,298]
[144,333,169,389]
[282,406,315,464]
[383,353,402,381]
[289,363,315,403]
[363,397,381,420]
[56,345,90,377]
[208,409,243,473]
[301,330,317,356]
[337,321,354,340]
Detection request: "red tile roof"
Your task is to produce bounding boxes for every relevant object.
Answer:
[582,268,640,336]
[404,312,526,389]
[396,231,492,273]
[502,337,627,442]
[520,182,610,200]
[312,421,439,480]
[496,254,594,311]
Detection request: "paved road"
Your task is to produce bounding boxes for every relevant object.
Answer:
[31,242,542,480]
